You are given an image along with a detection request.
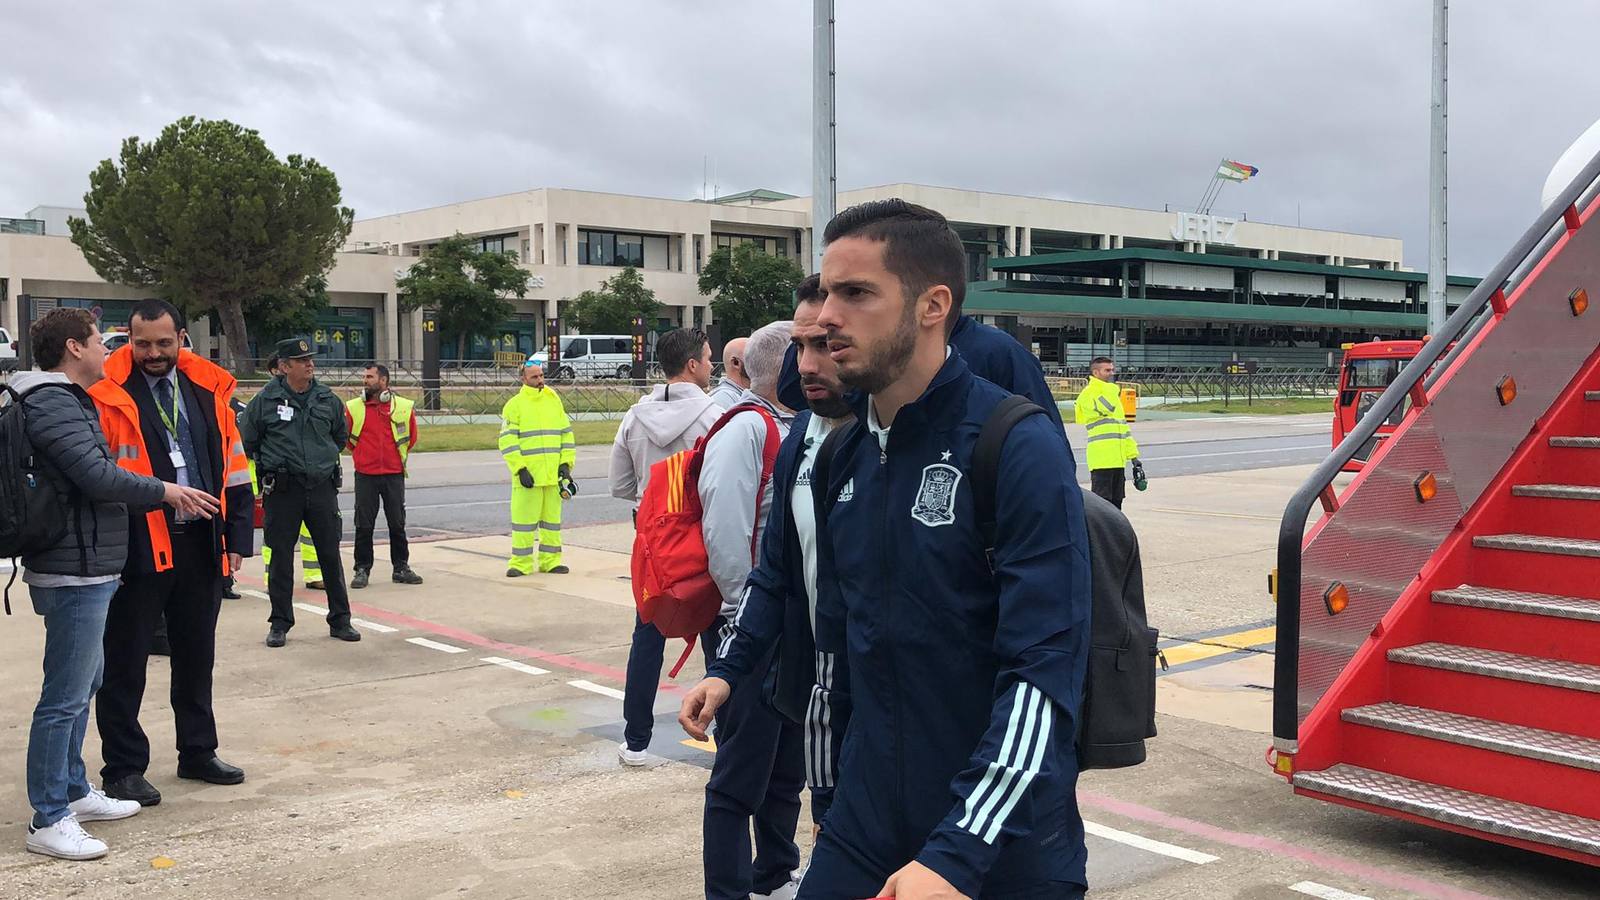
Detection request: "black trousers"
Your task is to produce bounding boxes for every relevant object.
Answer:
[354,472,409,571]
[1090,467,1127,509]
[97,526,223,781]
[700,632,805,900]
[263,475,351,630]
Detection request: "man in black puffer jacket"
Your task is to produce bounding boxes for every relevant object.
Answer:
[13,309,217,863]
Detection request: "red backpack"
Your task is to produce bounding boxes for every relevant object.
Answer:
[631,403,780,676]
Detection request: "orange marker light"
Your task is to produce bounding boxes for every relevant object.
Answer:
[1572,288,1590,317]
[1324,581,1349,616]
[1496,376,1517,406]
[1414,472,1438,503]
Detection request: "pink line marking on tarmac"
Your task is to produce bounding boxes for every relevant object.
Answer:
[1077,789,1500,900]
[304,598,688,696]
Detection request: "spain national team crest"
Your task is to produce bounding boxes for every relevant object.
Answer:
[911,461,961,527]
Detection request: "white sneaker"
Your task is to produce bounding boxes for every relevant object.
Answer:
[69,787,142,823]
[617,742,650,767]
[754,880,800,900]
[25,815,108,860]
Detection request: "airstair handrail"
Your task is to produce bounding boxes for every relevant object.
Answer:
[1272,148,1600,752]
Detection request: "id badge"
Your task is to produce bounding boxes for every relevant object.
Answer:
[169,450,187,469]
[277,404,295,422]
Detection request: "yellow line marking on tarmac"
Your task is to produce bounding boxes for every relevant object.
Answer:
[1162,625,1277,668]
[682,737,717,753]
[1146,507,1280,522]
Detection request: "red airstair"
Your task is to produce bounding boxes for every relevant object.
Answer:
[1271,147,1600,864]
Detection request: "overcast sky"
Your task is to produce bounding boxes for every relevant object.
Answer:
[3,2,1596,274]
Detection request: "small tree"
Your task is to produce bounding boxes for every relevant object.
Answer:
[698,243,806,338]
[567,267,662,333]
[69,116,353,366]
[396,234,531,360]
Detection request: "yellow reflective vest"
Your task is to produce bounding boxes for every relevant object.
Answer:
[346,394,416,471]
[1075,376,1139,471]
[499,385,576,486]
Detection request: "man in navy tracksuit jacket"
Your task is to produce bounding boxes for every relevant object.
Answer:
[686,199,1090,898]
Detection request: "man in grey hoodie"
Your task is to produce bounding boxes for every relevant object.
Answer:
[12,309,216,861]
[612,327,723,766]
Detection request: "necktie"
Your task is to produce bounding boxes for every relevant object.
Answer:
[156,377,206,494]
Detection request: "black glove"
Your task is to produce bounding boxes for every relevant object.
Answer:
[559,463,572,479]
[1131,458,1148,492]
[517,468,535,489]
[558,465,578,500]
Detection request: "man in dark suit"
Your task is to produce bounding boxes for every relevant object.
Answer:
[88,300,255,807]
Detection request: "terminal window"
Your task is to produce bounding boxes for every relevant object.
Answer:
[579,229,646,267]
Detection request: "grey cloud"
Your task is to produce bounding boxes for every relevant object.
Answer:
[2,1,1596,273]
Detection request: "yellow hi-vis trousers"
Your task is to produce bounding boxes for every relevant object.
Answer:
[261,522,320,586]
[508,484,563,574]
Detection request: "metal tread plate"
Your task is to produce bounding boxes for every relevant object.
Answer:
[1293,764,1600,856]
[1551,436,1600,448]
[1434,584,1600,623]
[1342,702,1600,771]
[1388,642,1600,693]
[1473,533,1600,558]
[1512,484,1600,501]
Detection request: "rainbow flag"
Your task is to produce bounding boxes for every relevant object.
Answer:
[1217,159,1260,182]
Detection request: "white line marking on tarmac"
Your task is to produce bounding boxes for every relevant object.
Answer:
[1083,821,1219,865]
[482,656,550,676]
[352,618,399,633]
[568,679,626,700]
[1154,444,1325,461]
[293,602,327,616]
[242,589,270,600]
[406,637,468,654]
[1290,882,1372,900]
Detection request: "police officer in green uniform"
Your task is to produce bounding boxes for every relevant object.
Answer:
[239,337,362,648]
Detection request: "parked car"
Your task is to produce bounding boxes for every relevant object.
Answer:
[526,334,640,380]
[102,330,194,354]
[0,325,17,371]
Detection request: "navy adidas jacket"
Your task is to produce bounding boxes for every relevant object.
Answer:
[777,316,1061,429]
[812,350,1091,896]
[710,408,852,824]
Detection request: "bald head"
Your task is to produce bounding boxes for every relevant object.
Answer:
[722,337,749,389]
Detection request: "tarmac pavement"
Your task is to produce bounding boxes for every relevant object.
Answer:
[0,421,1594,898]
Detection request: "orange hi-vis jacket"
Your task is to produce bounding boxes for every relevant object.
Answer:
[89,347,252,574]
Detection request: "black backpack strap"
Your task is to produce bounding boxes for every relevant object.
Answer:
[974,395,1048,567]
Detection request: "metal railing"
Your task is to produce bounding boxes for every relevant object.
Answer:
[1271,147,1600,752]
[1049,366,1336,404]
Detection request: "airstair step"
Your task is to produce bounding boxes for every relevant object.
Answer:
[1512,484,1600,501]
[1293,764,1600,857]
[1343,702,1600,772]
[1473,533,1600,559]
[1389,642,1600,694]
[1550,436,1600,448]
[1434,585,1600,623]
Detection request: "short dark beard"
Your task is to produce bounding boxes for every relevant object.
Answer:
[837,299,917,396]
[139,354,177,378]
[807,393,852,419]
[365,386,384,400]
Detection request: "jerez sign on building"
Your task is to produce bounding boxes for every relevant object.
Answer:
[1171,212,1238,246]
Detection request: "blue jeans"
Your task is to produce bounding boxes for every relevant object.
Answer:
[27,581,116,828]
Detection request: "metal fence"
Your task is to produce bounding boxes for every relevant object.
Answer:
[1047,365,1336,405]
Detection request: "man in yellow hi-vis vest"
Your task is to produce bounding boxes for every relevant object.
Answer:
[500,359,577,576]
[345,363,423,589]
[1075,356,1141,509]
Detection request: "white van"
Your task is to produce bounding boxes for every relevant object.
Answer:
[527,334,637,379]
[0,325,17,371]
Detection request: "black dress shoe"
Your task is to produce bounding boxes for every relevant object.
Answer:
[222,580,242,600]
[350,568,370,590]
[103,773,162,807]
[177,756,245,785]
[330,624,362,642]
[266,628,287,648]
[392,567,423,585]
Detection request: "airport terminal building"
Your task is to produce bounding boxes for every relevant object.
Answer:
[1,185,1468,367]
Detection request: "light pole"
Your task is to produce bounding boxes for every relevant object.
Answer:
[1427,0,1448,336]
[812,0,836,273]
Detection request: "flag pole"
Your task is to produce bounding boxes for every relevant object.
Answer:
[1427,0,1449,335]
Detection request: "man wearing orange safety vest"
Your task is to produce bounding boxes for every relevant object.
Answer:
[88,300,255,808]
